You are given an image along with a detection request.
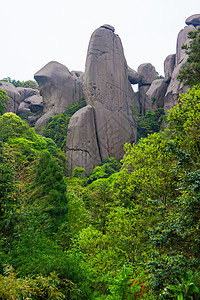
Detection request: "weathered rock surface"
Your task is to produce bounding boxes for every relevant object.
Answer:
[176,24,196,65]
[185,14,200,26]
[164,54,176,82]
[16,87,38,100]
[146,79,169,109]
[164,23,195,114]
[164,64,188,114]
[0,81,21,112]
[137,85,150,115]
[82,25,138,161]
[66,105,101,175]
[137,63,157,86]
[34,61,83,127]
[128,66,142,84]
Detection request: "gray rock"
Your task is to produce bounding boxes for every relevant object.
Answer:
[186,14,200,26]
[0,81,21,112]
[164,24,195,114]
[100,24,115,32]
[164,64,188,114]
[164,54,176,82]
[137,63,157,86]
[83,25,137,161]
[137,85,150,115]
[34,61,83,126]
[24,94,43,113]
[66,105,101,175]
[176,24,196,65]
[16,87,38,101]
[128,66,142,84]
[18,101,31,114]
[146,79,169,109]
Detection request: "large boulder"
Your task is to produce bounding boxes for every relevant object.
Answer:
[176,24,196,65]
[137,63,157,86]
[137,63,158,115]
[0,81,21,112]
[146,79,169,109]
[185,14,200,26]
[34,61,83,127]
[16,87,38,100]
[164,54,176,82]
[128,66,142,84]
[164,24,196,114]
[66,105,101,175]
[82,24,137,160]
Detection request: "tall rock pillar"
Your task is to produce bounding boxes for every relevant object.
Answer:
[83,24,137,161]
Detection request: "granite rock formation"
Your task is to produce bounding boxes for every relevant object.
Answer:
[0,81,43,124]
[3,13,199,174]
[66,105,101,174]
[34,61,83,127]
[164,23,196,113]
[81,24,138,167]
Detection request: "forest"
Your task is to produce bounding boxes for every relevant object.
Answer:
[0,28,200,300]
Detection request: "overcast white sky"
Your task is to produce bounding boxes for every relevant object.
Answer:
[1,0,200,81]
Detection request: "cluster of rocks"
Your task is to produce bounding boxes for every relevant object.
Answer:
[1,14,200,174]
[0,80,43,125]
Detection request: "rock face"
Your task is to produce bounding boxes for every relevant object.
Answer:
[0,81,43,124]
[137,63,158,115]
[0,81,21,112]
[3,14,198,174]
[185,14,200,26]
[146,79,168,109]
[164,23,196,114]
[138,63,157,86]
[164,54,176,82]
[82,25,138,163]
[66,105,101,175]
[34,61,83,127]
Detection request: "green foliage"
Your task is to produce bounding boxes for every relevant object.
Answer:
[137,108,165,140]
[0,88,8,115]
[0,265,79,299]
[87,157,121,184]
[177,27,200,86]
[43,97,86,148]
[167,269,200,300]
[2,77,39,89]
[1,84,200,299]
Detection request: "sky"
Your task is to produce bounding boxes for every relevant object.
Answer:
[1,0,200,81]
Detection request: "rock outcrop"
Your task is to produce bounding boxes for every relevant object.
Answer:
[82,24,138,165]
[164,23,196,113]
[34,61,83,127]
[3,13,199,174]
[137,63,158,114]
[185,14,200,26]
[0,81,21,112]
[66,105,101,174]
[0,81,43,124]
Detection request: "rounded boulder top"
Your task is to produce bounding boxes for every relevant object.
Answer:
[185,14,200,26]
[100,24,115,32]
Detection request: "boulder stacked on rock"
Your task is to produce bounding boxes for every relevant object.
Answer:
[0,81,43,124]
[2,13,199,174]
[34,61,83,127]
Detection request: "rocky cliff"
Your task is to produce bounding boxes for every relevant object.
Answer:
[1,14,200,174]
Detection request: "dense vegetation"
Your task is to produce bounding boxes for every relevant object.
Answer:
[0,85,200,299]
[0,28,200,300]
